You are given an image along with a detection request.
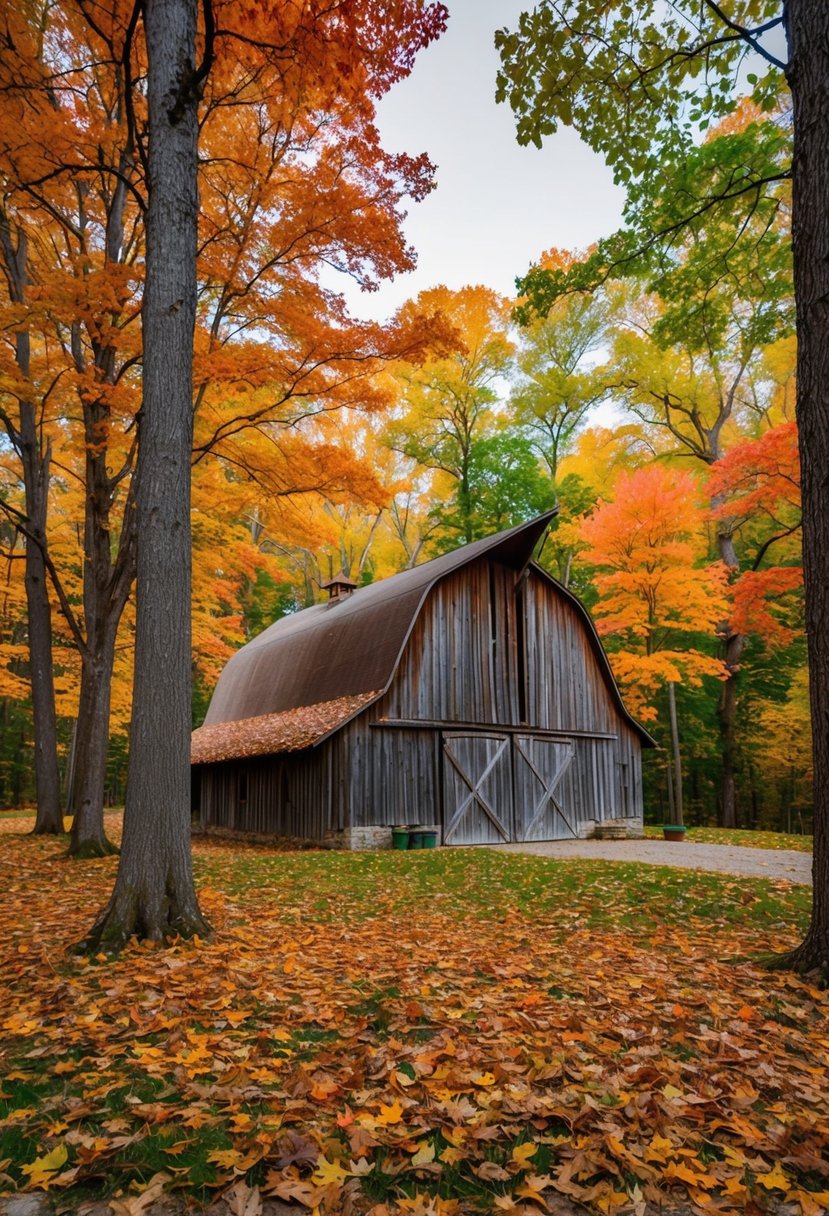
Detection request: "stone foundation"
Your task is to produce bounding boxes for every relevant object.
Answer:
[323,825,393,851]
[323,824,442,850]
[580,818,644,840]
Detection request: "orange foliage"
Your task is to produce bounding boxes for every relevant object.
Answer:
[580,466,729,719]
[709,423,802,645]
[0,0,449,736]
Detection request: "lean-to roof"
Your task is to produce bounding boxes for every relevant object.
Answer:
[190,692,381,766]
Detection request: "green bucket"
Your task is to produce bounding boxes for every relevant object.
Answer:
[420,830,438,849]
[408,831,424,850]
[392,828,409,851]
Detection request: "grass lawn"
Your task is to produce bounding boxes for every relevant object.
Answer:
[0,816,826,1215]
[643,826,813,852]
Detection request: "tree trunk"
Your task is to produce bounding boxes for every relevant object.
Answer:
[66,148,137,856]
[19,404,63,836]
[717,630,743,829]
[772,0,829,977]
[83,0,209,948]
[68,637,119,858]
[714,524,742,829]
[0,217,64,835]
[665,750,675,821]
[667,680,683,826]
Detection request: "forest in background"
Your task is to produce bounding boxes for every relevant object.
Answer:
[0,3,805,834]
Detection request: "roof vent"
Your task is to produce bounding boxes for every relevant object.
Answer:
[320,571,358,603]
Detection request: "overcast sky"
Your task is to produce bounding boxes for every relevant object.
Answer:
[337,0,625,322]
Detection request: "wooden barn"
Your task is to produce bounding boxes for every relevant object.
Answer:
[191,512,653,848]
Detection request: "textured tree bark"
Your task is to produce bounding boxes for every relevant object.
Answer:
[69,638,120,858]
[0,220,64,835]
[773,0,829,977]
[20,418,63,836]
[714,526,743,829]
[83,0,209,947]
[67,156,137,858]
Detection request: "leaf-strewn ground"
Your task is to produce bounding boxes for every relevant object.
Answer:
[0,818,826,1216]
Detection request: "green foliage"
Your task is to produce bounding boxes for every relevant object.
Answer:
[428,429,552,551]
[496,2,792,341]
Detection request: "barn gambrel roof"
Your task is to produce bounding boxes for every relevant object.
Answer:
[191,512,653,765]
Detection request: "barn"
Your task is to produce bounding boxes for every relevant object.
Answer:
[191,512,653,848]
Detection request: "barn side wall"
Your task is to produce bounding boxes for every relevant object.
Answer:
[196,747,339,841]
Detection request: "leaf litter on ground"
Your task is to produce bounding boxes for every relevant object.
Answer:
[0,816,826,1216]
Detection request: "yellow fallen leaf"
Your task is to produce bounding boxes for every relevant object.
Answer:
[375,1100,405,1125]
[411,1142,436,1167]
[756,1162,789,1191]
[644,1134,673,1163]
[20,1142,68,1189]
[511,1142,538,1167]
[311,1155,350,1187]
[438,1147,464,1165]
[662,1084,683,1099]
[663,1161,716,1189]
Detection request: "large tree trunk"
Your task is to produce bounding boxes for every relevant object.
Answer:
[83,0,209,948]
[775,0,829,977]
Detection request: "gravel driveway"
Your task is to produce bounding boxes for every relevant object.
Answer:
[492,838,812,884]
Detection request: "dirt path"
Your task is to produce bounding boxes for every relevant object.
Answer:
[492,838,812,884]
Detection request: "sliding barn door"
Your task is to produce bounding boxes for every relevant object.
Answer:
[512,734,577,841]
[442,733,513,845]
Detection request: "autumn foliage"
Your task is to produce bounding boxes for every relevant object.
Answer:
[578,467,729,721]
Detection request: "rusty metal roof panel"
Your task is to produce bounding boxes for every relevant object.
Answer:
[202,511,558,728]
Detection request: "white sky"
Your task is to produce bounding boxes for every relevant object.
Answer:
[337,0,626,322]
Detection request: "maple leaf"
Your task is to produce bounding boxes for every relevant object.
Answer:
[19,1143,69,1189]
[755,1161,790,1191]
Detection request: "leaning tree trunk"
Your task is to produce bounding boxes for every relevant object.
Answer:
[83,0,209,948]
[774,0,829,977]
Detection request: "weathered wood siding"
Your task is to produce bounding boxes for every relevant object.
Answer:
[384,562,520,724]
[333,719,439,829]
[199,749,335,840]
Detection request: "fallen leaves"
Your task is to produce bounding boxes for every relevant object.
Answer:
[0,818,826,1216]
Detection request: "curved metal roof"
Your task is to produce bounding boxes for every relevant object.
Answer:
[202,512,557,727]
[195,511,654,755]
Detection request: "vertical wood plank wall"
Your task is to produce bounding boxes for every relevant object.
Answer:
[197,559,645,838]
